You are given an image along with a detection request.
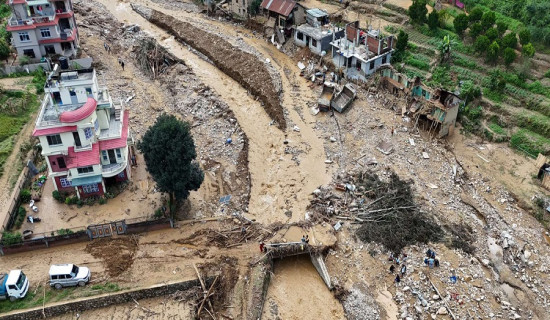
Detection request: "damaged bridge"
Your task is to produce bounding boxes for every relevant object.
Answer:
[265,242,332,289]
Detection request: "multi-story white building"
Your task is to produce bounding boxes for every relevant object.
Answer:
[33,66,133,199]
[6,0,79,59]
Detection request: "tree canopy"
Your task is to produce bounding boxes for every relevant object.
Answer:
[469,23,483,40]
[468,7,484,23]
[138,114,204,209]
[503,47,516,66]
[428,10,439,31]
[519,28,531,46]
[496,21,508,37]
[485,28,498,42]
[474,35,490,54]
[522,42,535,58]
[396,30,408,52]
[481,11,496,31]
[501,32,518,49]
[408,0,428,25]
[487,41,500,64]
[453,14,469,37]
[0,38,10,61]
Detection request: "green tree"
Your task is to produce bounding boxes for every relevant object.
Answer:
[396,30,408,52]
[501,32,517,49]
[0,38,10,62]
[469,23,483,40]
[437,35,455,64]
[474,35,490,54]
[408,0,428,25]
[438,9,450,27]
[453,13,469,37]
[496,21,508,37]
[518,28,531,46]
[485,28,498,42]
[481,11,496,31]
[460,80,481,102]
[522,42,535,58]
[469,6,484,23]
[428,10,439,31]
[487,41,500,64]
[503,47,516,66]
[248,0,262,15]
[138,114,204,211]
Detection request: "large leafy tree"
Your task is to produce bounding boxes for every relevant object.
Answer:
[469,6,484,23]
[474,35,490,54]
[408,0,428,25]
[428,10,439,31]
[0,39,10,62]
[518,28,531,46]
[501,32,518,49]
[453,13,469,37]
[481,11,496,31]
[487,41,500,64]
[138,114,204,211]
[485,28,498,42]
[496,21,508,37]
[469,23,483,40]
[503,47,516,67]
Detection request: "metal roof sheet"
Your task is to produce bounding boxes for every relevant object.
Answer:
[59,98,97,123]
[306,8,328,18]
[70,174,102,187]
[260,0,296,17]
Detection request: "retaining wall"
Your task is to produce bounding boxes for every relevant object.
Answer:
[0,278,210,320]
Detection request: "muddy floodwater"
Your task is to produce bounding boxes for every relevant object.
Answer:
[262,255,345,320]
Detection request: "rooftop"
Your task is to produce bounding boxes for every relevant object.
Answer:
[297,24,341,40]
[66,143,100,169]
[331,38,376,61]
[260,0,296,17]
[49,264,74,276]
[306,8,328,18]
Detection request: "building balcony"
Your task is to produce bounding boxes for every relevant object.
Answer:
[74,144,92,152]
[39,29,76,44]
[101,161,127,178]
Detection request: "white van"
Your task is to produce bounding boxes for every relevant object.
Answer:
[49,264,91,289]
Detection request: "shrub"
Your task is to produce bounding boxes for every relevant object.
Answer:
[428,10,439,31]
[481,11,496,31]
[19,189,31,203]
[496,21,508,37]
[474,35,490,54]
[19,56,30,65]
[408,0,428,25]
[1,231,22,245]
[501,32,518,49]
[487,41,500,64]
[510,129,550,157]
[52,190,64,203]
[485,27,498,42]
[98,197,107,205]
[154,208,164,219]
[522,43,535,58]
[57,228,74,236]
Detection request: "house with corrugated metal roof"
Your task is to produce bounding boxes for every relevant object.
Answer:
[260,0,303,30]
[32,65,134,199]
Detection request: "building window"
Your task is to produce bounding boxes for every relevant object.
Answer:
[59,177,71,188]
[82,183,99,194]
[311,38,317,48]
[46,134,62,146]
[18,32,30,42]
[369,61,375,70]
[382,55,387,64]
[77,166,94,174]
[45,45,55,55]
[84,127,93,140]
[116,148,122,158]
[57,157,66,169]
[102,150,108,162]
[23,49,36,58]
[94,119,99,133]
[85,87,92,97]
[40,28,51,38]
[297,32,303,41]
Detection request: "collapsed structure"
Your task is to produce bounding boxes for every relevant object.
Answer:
[32,64,134,198]
[294,9,344,56]
[330,21,394,81]
[380,67,461,138]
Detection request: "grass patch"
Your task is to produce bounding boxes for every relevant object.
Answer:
[404,53,431,71]
[510,129,550,157]
[426,66,455,90]
[0,283,121,313]
[515,113,550,138]
[482,88,505,103]
[488,122,506,135]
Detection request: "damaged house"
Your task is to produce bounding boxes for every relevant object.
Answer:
[330,21,394,81]
[260,0,305,42]
[294,9,344,56]
[379,67,461,138]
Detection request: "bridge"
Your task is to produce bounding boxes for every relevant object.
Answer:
[264,242,332,289]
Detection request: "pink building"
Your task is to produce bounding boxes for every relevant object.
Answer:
[33,66,134,198]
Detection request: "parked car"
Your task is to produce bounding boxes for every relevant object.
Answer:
[0,270,29,301]
[49,264,91,289]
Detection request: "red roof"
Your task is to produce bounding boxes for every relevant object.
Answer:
[66,143,100,169]
[260,0,296,17]
[39,33,77,44]
[99,110,129,150]
[33,125,77,137]
[60,98,97,123]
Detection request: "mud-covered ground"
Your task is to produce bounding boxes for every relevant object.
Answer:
[3,0,550,319]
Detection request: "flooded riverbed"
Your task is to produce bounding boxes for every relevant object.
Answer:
[262,255,345,320]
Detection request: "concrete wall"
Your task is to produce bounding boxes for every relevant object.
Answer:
[0,278,207,320]
[439,105,458,138]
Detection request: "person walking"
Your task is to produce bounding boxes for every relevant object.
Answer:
[395,275,401,283]
[401,265,407,276]
[389,265,395,274]
[259,242,265,253]
[121,60,125,71]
